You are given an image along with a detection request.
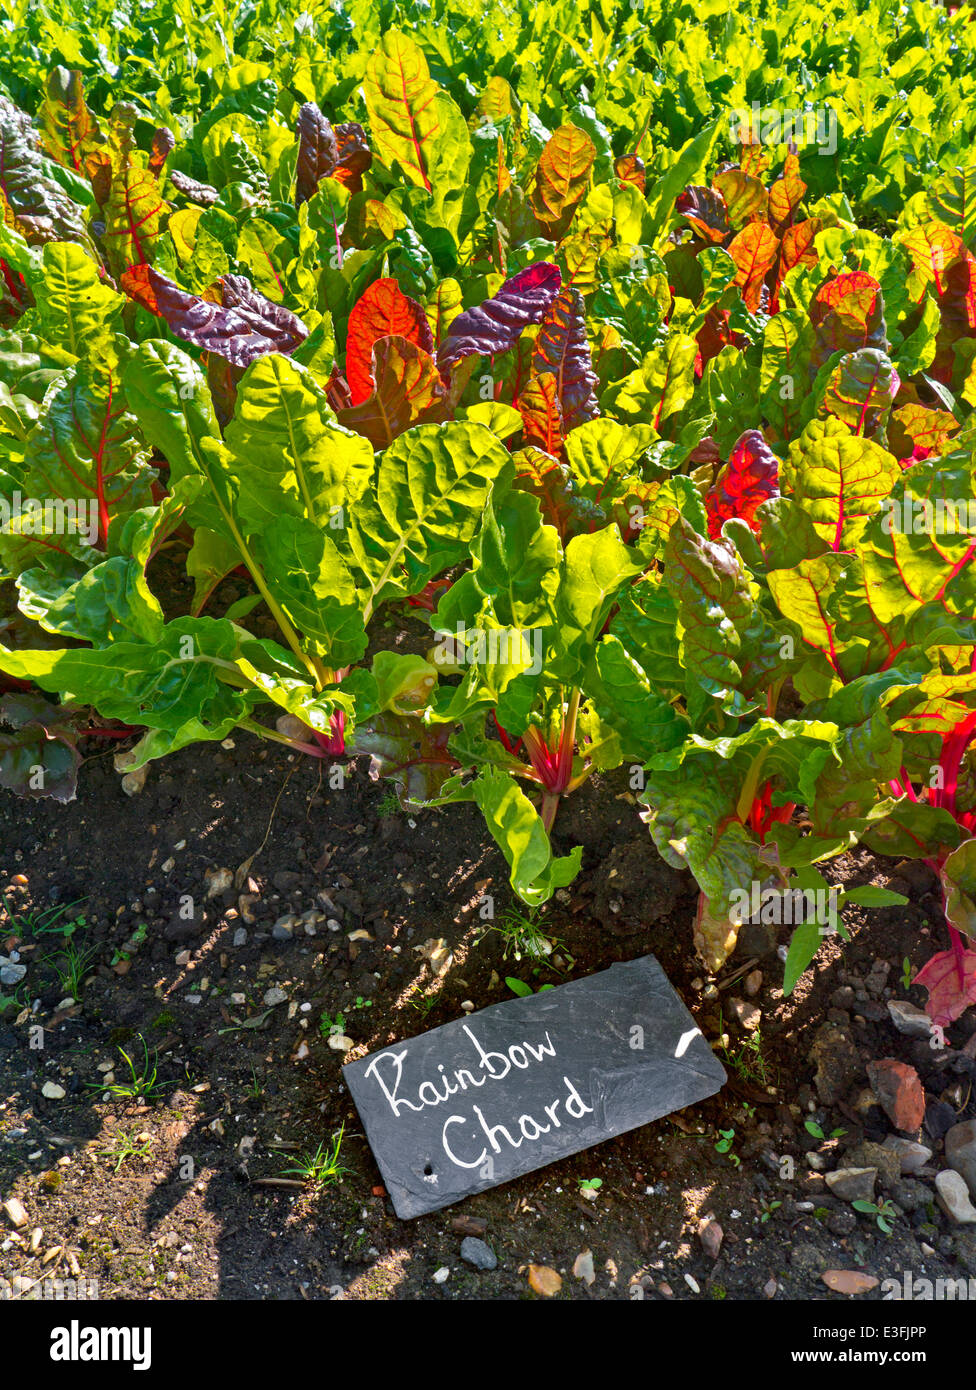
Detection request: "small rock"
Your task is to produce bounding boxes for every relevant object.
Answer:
[573,1250,595,1286]
[830,986,856,1010]
[825,1167,877,1203]
[450,1214,487,1237]
[272,914,297,941]
[925,1099,958,1141]
[810,1023,861,1105]
[232,928,247,947]
[238,896,259,925]
[3,1197,28,1228]
[945,1120,976,1200]
[867,1058,926,1132]
[161,857,175,874]
[887,1000,934,1039]
[527,1264,562,1296]
[826,1209,858,1237]
[846,1142,901,1192]
[683,1273,700,1293]
[327,1033,354,1053]
[432,1267,450,1285]
[728,997,761,1031]
[0,959,26,986]
[40,1082,65,1100]
[120,765,148,796]
[744,969,763,998]
[700,1219,724,1259]
[460,1237,497,1271]
[821,1270,880,1295]
[882,1136,933,1176]
[763,1277,778,1298]
[262,987,288,1007]
[935,1170,976,1224]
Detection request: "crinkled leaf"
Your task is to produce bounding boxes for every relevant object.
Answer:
[706,430,780,538]
[438,262,562,368]
[121,266,308,367]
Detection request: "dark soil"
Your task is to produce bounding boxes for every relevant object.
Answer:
[2,723,976,1302]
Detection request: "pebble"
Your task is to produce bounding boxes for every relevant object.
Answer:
[0,959,26,986]
[204,867,234,900]
[825,1167,877,1203]
[460,1237,497,1271]
[272,914,297,940]
[683,1273,700,1294]
[883,1137,933,1176]
[573,1250,595,1285]
[3,1197,27,1228]
[233,929,247,947]
[161,858,175,874]
[945,1120,976,1200]
[935,1170,976,1224]
[822,1270,880,1295]
[887,1000,934,1039]
[40,1082,65,1100]
[700,1220,723,1259]
[263,987,288,1007]
[120,766,148,796]
[744,969,763,998]
[327,1034,354,1052]
[432,1267,450,1284]
[727,997,761,1031]
[867,1058,926,1132]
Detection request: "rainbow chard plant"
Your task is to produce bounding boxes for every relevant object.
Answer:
[414,485,647,906]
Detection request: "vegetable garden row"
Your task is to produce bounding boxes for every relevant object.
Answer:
[1,0,975,1039]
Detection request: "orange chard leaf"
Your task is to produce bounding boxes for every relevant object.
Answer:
[517,372,564,455]
[728,223,780,312]
[768,151,806,233]
[39,67,102,173]
[531,124,596,238]
[345,278,434,407]
[337,335,447,448]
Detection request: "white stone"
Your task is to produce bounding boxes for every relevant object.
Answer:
[935,1169,976,1224]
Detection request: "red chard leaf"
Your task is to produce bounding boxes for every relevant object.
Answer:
[345,278,434,406]
[531,287,599,432]
[706,430,780,538]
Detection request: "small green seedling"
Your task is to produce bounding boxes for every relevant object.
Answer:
[319,1009,346,1038]
[852,1197,897,1235]
[901,956,913,991]
[1,894,88,940]
[714,1128,740,1167]
[804,1119,847,1140]
[282,1125,349,1190]
[91,1036,172,1102]
[759,1198,782,1224]
[578,1177,603,1193]
[505,976,555,997]
[101,1130,153,1175]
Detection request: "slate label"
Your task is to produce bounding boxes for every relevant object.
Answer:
[343,953,726,1219]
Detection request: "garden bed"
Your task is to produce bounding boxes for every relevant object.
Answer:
[2,739,974,1301]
